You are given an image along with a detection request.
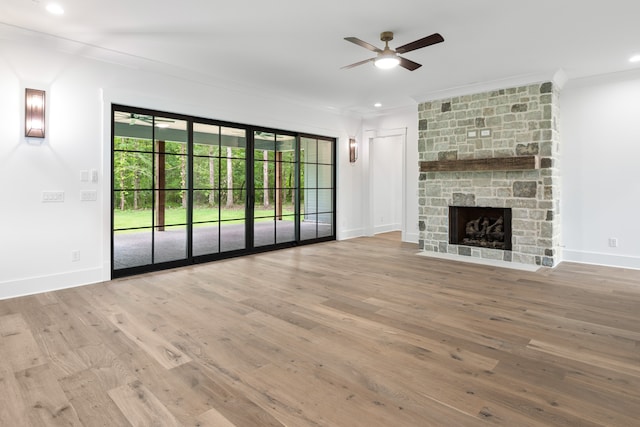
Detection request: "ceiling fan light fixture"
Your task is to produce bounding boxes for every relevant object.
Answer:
[374,54,400,69]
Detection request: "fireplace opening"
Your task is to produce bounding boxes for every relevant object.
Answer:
[449,206,512,250]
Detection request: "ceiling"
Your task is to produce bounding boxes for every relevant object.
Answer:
[2,0,640,116]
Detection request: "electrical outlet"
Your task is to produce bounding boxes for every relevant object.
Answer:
[71,250,80,262]
[91,169,99,183]
[608,238,618,248]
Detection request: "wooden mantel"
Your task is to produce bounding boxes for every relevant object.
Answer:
[420,155,539,172]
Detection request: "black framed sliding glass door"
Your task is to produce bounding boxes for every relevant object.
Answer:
[301,136,335,240]
[112,105,335,278]
[252,131,298,248]
[112,112,189,270]
[192,123,248,256]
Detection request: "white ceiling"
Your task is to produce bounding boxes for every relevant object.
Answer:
[2,0,640,116]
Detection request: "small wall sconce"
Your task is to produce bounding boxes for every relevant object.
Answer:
[25,88,46,138]
[349,138,358,163]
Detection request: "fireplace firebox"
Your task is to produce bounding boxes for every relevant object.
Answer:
[449,206,512,250]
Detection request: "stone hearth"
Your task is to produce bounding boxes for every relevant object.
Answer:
[417,82,561,267]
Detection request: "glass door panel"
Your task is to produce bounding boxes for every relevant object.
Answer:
[113,111,155,270]
[154,225,188,263]
[253,132,297,247]
[220,127,247,252]
[113,229,152,269]
[193,123,221,256]
[275,136,297,244]
[153,117,188,263]
[300,137,317,240]
[318,139,333,163]
[300,136,334,241]
[253,131,275,247]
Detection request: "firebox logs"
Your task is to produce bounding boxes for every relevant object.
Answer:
[463,216,505,248]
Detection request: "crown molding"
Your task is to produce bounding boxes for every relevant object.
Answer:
[412,70,565,103]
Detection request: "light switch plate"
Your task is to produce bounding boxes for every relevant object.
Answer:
[80,190,97,201]
[42,191,64,202]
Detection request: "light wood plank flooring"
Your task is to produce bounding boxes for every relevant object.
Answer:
[1,234,639,426]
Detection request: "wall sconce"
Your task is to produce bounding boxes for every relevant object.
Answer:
[25,88,46,138]
[349,138,358,163]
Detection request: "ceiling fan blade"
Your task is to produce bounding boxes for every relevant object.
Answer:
[344,37,382,53]
[395,33,444,54]
[398,57,422,71]
[341,57,375,70]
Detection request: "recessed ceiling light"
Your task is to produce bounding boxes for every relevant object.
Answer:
[630,54,640,63]
[46,3,64,15]
[374,103,382,108]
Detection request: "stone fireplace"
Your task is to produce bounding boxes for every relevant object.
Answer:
[417,82,561,267]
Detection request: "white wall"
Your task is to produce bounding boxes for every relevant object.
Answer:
[561,70,640,269]
[335,117,366,240]
[0,34,364,299]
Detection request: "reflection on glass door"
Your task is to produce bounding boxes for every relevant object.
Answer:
[301,136,334,240]
[112,106,335,278]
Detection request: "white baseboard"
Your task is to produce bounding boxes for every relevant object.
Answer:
[337,227,366,240]
[374,223,401,235]
[0,268,104,301]
[562,249,640,270]
[339,227,417,242]
[403,232,419,243]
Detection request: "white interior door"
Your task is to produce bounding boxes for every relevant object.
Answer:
[370,134,403,235]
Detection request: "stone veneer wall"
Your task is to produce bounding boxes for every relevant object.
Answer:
[418,82,561,267]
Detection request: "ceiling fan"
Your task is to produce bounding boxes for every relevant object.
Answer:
[342,31,444,71]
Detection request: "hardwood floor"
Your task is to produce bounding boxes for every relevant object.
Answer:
[1,234,639,426]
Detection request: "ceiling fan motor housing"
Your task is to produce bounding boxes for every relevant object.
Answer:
[380,31,394,42]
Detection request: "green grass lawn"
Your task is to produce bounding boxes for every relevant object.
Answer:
[114,206,297,230]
